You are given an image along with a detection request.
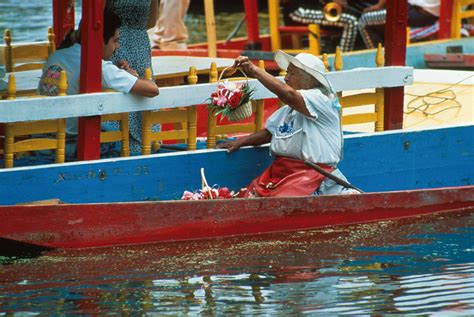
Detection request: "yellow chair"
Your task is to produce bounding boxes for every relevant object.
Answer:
[3,72,66,168]
[268,0,320,55]
[100,89,130,157]
[141,67,197,155]
[452,0,474,39]
[0,27,55,72]
[338,44,385,132]
[206,61,265,149]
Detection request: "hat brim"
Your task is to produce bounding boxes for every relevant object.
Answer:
[274,50,331,92]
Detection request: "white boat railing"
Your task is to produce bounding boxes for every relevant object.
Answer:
[0,66,413,123]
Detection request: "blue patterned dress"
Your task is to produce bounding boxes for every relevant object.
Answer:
[106,0,156,154]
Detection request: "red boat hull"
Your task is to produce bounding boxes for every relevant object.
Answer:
[1,186,473,249]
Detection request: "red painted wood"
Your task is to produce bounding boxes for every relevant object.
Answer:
[383,0,408,130]
[438,0,454,39]
[243,0,261,49]
[52,0,75,47]
[1,186,473,249]
[77,0,103,160]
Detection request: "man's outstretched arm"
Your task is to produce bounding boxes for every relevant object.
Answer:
[217,129,272,153]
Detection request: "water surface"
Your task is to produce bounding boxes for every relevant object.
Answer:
[1,210,473,315]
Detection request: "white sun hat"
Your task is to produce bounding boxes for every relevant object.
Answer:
[274,50,335,96]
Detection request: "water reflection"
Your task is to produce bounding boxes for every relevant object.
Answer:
[0,1,269,44]
[0,210,473,314]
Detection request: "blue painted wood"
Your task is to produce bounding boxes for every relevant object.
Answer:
[0,125,472,205]
[330,38,474,70]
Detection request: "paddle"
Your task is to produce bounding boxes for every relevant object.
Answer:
[304,160,364,193]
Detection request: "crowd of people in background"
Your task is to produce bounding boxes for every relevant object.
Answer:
[283,0,441,51]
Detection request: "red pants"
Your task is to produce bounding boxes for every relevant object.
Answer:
[244,156,334,197]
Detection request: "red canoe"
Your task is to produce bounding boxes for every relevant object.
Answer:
[1,185,473,250]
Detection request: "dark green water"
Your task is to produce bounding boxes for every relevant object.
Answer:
[0,0,269,44]
[1,210,473,315]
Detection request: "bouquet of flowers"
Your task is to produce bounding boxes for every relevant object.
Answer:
[181,168,236,200]
[207,67,255,122]
[181,186,233,200]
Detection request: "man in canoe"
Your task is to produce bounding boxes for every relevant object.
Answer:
[218,51,359,197]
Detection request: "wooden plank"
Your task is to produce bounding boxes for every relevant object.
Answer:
[0,67,414,124]
[342,113,378,125]
[14,139,58,152]
[215,124,256,134]
[340,93,377,108]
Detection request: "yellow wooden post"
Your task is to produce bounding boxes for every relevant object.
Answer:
[406,27,411,45]
[308,24,320,56]
[209,62,218,83]
[207,63,218,148]
[322,53,329,71]
[56,71,67,163]
[375,43,384,67]
[452,0,461,39]
[47,26,56,54]
[268,0,281,51]
[6,74,15,100]
[375,44,385,131]
[4,29,13,72]
[204,0,217,57]
[187,66,198,151]
[4,74,16,168]
[334,46,343,71]
[255,60,265,131]
[142,68,153,155]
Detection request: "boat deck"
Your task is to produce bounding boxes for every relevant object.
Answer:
[342,69,473,133]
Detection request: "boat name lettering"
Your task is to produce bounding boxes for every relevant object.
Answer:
[55,166,150,183]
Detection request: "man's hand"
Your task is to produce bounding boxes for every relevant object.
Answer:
[216,139,242,154]
[233,56,257,76]
[116,60,139,77]
[333,0,348,10]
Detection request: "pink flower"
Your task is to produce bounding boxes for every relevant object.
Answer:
[216,96,228,107]
[181,191,195,200]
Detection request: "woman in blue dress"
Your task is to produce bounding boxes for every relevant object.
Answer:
[106,0,158,154]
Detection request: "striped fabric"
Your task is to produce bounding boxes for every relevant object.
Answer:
[410,22,439,41]
[290,7,359,52]
[358,9,387,49]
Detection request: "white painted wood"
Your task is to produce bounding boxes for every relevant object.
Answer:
[0,56,235,92]
[0,66,413,123]
[413,69,474,85]
[150,57,233,77]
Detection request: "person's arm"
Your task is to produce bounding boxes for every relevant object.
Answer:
[116,60,139,77]
[130,79,159,98]
[234,56,311,117]
[217,129,272,153]
[333,0,348,10]
[147,0,159,29]
[363,0,386,12]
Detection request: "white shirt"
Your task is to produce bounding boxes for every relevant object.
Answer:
[265,89,343,165]
[38,43,138,135]
[408,0,440,17]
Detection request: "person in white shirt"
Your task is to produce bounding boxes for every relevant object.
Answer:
[38,8,159,158]
[218,51,358,197]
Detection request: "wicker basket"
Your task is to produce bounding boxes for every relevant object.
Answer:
[226,100,253,122]
[214,66,253,122]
